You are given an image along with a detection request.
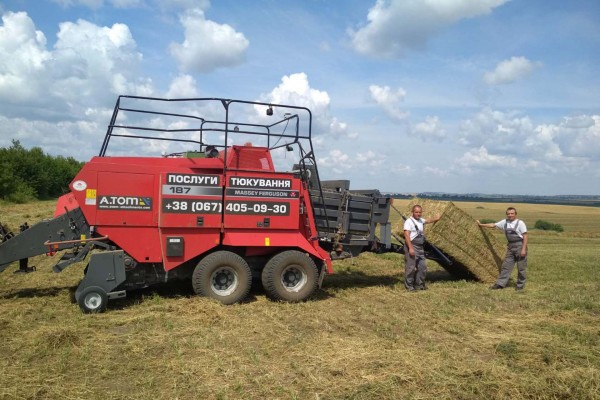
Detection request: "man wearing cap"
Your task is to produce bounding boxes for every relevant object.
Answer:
[403,205,441,292]
[477,207,528,291]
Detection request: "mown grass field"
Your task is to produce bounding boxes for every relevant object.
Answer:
[0,199,598,399]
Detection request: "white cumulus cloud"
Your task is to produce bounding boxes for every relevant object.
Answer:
[411,116,446,141]
[424,166,449,177]
[351,0,508,58]
[356,150,385,168]
[52,19,150,101]
[458,107,556,157]
[0,11,161,157]
[0,11,154,118]
[369,84,408,121]
[0,12,51,103]
[484,56,542,85]
[169,8,249,73]
[166,74,199,98]
[553,115,600,160]
[262,73,357,139]
[454,107,597,175]
[0,114,103,160]
[318,149,351,174]
[456,146,517,172]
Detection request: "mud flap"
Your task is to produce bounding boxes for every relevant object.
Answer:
[75,250,127,305]
[317,261,327,289]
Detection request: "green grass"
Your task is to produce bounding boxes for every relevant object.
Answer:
[0,200,599,399]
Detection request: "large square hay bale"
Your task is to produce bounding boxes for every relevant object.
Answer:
[400,198,505,283]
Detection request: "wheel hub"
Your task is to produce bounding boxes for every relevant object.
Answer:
[84,292,102,310]
[210,267,238,296]
[281,265,307,292]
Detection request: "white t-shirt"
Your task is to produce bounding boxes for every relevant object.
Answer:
[404,217,425,241]
[495,219,527,239]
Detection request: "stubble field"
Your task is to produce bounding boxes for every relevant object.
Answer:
[0,199,598,399]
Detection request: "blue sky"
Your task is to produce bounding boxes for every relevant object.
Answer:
[0,0,599,195]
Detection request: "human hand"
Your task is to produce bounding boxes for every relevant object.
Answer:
[409,248,415,257]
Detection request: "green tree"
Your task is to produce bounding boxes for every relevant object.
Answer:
[534,219,564,232]
[0,140,84,203]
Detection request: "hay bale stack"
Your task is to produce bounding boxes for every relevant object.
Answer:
[401,198,505,283]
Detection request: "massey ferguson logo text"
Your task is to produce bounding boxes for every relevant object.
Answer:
[225,188,299,199]
[167,174,220,186]
[98,196,152,211]
[229,177,291,189]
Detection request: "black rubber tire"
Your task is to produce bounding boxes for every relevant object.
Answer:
[78,286,108,313]
[261,250,318,302]
[192,251,252,305]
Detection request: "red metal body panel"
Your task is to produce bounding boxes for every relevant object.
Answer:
[100,227,162,262]
[223,230,329,263]
[223,170,300,230]
[68,146,331,272]
[54,193,80,217]
[95,171,157,226]
[220,146,275,171]
[69,156,225,267]
[159,170,223,229]
[159,229,220,271]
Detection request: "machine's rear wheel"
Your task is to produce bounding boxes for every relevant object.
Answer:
[78,286,108,313]
[192,251,252,305]
[261,250,318,302]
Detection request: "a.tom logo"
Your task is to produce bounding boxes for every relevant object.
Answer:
[98,195,153,211]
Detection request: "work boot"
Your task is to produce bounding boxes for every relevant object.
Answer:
[14,266,36,274]
[489,284,504,290]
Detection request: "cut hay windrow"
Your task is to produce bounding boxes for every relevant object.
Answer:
[400,198,504,283]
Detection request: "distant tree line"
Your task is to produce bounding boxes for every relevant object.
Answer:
[534,219,564,232]
[0,140,84,203]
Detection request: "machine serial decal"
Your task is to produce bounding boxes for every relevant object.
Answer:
[162,199,222,213]
[229,176,292,189]
[225,188,298,199]
[98,196,152,210]
[225,201,290,216]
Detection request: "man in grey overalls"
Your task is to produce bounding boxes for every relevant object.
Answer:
[403,205,441,291]
[477,207,528,291]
